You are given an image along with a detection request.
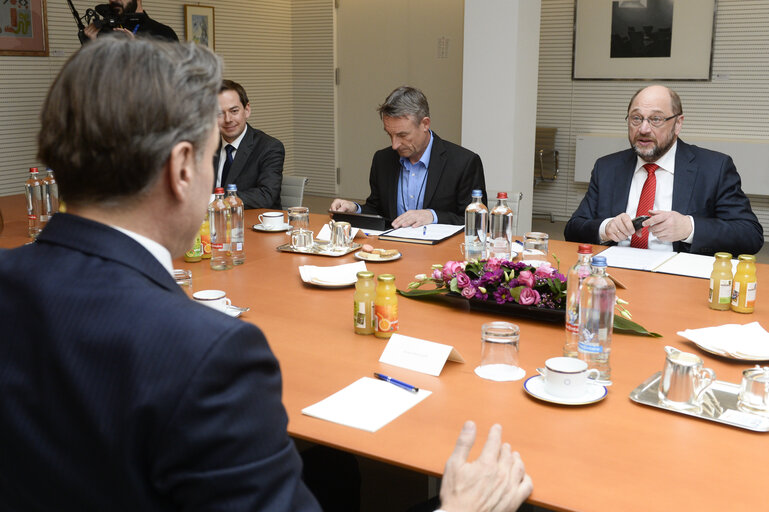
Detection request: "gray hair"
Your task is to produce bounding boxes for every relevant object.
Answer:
[377,86,430,122]
[627,85,683,116]
[38,35,223,206]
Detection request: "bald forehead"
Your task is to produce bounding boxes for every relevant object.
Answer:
[629,86,675,114]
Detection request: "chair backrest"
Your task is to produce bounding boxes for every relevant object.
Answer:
[280,175,309,209]
[534,127,559,184]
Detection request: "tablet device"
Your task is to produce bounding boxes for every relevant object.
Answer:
[328,210,390,231]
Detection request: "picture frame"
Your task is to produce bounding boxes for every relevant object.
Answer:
[572,0,716,80]
[0,0,49,56]
[184,4,215,50]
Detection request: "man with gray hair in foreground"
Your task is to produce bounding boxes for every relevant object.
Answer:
[0,37,530,511]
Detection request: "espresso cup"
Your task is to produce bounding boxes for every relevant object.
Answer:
[658,346,716,410]
[192,289,232,312]
[328,220,352,250]
[258,211,285,229]
[537,357,600,398]
[290,228,314,251]
[738,365,769,416]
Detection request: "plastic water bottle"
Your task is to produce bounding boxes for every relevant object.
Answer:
[564,244,593,357]
[209,187,233,271]
[41,169,59,226]
[577,255,615,383]
[489,192,513,260]
[464,189,487,260]
[24,167,44,238]
[225,184,245,265]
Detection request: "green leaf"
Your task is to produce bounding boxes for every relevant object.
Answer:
[397,288,449,297]
[449,277,460,294]
[613,315,662,337]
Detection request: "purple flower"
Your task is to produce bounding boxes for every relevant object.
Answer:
[480,268,504,286]
[455,271,470,288]
[518,287,540,305]
[493,285,514,304]
[461,285,476,299]
[518,270,535,288]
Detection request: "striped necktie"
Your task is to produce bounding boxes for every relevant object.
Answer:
[630,163,659,249]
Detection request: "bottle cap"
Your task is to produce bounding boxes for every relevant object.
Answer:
[737,254,756,262]
[578,244,592,254]
[357,271,375,279]
[591,255,607,267]
[29,167,39,173]
[472,189,483,196]
[214,187,225,194]
[377,274,395,282]
[714,252,732,260]
[226,184,237,191]
[496,192,508,199]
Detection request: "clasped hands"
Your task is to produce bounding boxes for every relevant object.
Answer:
[330,198,433,228]
[603,210,692,243]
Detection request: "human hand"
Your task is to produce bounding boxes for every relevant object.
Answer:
[603,213,636,242]
[330,198,357,213]
[84,23,100,40]
[391,209,433,228]
[113,27,136,39]
[439,421,533,512]
[646,210,692,242]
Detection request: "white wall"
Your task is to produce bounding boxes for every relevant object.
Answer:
[462,0,541,234]
[535,0,768,241]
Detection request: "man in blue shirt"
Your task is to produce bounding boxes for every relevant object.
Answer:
[331,86,487,227]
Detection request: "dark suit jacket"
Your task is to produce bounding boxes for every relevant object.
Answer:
[215,124,284,210]
[0,214,319,511]
[360,132,487,225]
[564,140,764,255]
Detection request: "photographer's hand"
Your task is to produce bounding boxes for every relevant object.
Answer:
[84,23,100,40]
[113,27,136,39]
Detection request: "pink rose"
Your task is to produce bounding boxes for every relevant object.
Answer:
[442,260,465,280]
[484,258,502,272]
[518,270,535,288]
[461,285,477,299]
[455,272,470,288]
[518,287,540,305]
[534,262,555,278]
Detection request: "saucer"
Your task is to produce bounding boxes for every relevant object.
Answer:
[253,223,292,233]
[224,305,242,318]
[307,277,357,288]
[354,250,402,262]
[523,375,607,405]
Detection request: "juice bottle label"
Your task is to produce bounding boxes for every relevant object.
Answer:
[374,304,398,333]
[731,281,741,306]
[718,280,732,304]
[354,300,370,329]
[746,282,757,307]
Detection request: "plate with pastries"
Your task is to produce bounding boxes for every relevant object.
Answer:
[354,244,402,262]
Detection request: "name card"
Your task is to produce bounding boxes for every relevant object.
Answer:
[379,333,464,376]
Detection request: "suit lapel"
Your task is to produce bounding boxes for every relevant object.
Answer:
[385,151,400,219]
[225,125,256,185]
[614,150,637,214]
[671,140,696,214]
[423,133,445,208]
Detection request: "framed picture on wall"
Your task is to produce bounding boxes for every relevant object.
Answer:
[573,0,716,80]
[184,5,215,50]
[0,0,49,56]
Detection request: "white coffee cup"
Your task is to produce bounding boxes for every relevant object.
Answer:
[192,289,232,312]
[258,211,284,229]
[537,357,600,398]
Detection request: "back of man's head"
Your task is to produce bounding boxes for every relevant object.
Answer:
[38,35,222,207]
[378,86,430,122]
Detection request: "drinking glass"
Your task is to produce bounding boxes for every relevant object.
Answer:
[173,269,193,291]
[474,322,525,381]
[287,206,309,234]
[522,231,549,264]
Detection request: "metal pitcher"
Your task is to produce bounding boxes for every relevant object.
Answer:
[658,346,716,410]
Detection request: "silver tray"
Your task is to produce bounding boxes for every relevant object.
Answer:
[277,240,361,257]
[629,372,769,432]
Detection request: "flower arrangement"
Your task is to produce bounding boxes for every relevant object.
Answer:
[402,258,567,310]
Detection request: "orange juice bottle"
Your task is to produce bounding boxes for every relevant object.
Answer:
[184,232,203,262]
[374,274,398,339]
[731,254,757,313]
[708,252,732,310]
[353,271,376,335]
[199,217,211,260]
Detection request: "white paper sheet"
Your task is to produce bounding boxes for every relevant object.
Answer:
[654,252,739,279]
[298,261,367,285]
[301,377,432,432]
[382,224,463,241]
[600,246,676,271]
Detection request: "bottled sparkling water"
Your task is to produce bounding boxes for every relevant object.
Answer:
[24,167,44,238]
[41,169,59,226]
[464,189,487,260]
[564,244,593,357]
[225,184,245,265]
[209,187,233,271]
[489,192,513,260]
[577,255,615,383]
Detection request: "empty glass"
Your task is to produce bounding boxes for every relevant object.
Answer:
[522,231,549,264]
[287,206,309,234]
[474,322,525,381]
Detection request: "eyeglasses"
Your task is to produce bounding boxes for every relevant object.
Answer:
[626,113,680,128]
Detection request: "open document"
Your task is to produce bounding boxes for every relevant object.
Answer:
[379,224,463,245]
[600,246,738,279]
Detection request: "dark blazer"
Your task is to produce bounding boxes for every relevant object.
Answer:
[215,123,284,210]
[564,139,764,255]
[360,132,487,225]
[0,214,319,511]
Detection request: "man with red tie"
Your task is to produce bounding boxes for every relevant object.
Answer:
[565,85,763,256]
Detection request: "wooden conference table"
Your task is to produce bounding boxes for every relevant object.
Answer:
[2,199,767,512]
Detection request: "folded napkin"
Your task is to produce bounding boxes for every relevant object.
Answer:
[678,322,769,359]
[315,224,361,242]
[298,261,367,286]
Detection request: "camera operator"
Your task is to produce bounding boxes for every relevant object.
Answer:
[83,0,178,42]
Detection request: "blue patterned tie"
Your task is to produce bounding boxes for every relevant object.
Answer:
[221,144,235,185]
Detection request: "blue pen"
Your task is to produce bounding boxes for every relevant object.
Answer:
[422,226,427,236]
[374,372,419,393]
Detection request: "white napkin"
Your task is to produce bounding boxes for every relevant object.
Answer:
[299,261,367,286]
[678,322,769,359]
[316,224,361,242]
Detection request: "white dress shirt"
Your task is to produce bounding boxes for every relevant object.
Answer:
[112,225,174,276]
[216,128,248,188]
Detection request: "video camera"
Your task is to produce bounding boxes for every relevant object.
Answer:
[66,0,142,44]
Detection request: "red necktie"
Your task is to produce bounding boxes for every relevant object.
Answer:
[630,163,658,249]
